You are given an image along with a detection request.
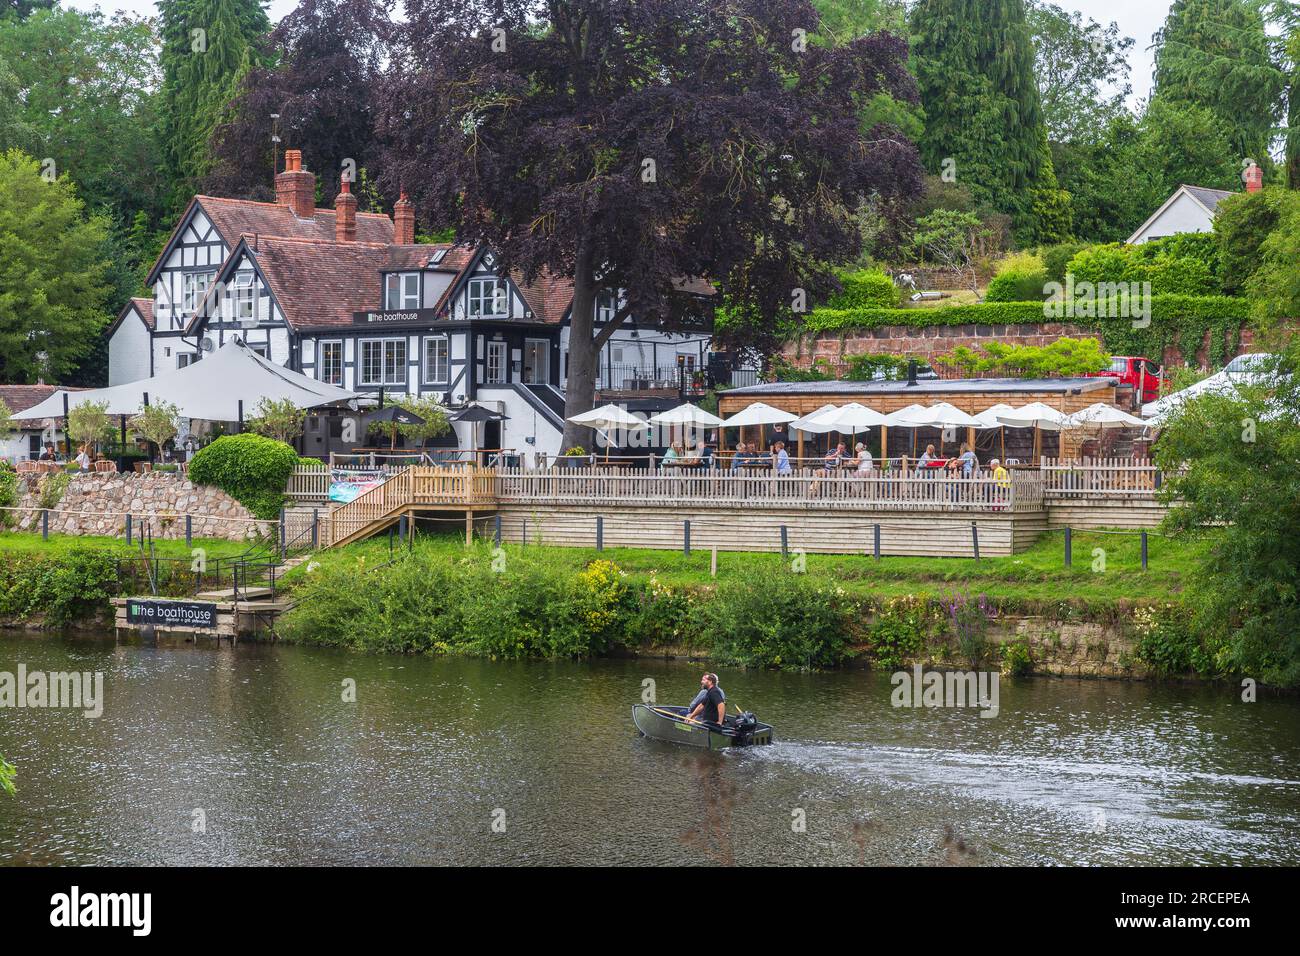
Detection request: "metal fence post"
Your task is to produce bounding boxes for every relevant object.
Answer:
[185,514,192,549]
[596,516,603,552]
[42,509,48,541]
[312,509,319,549]
[1154,470,1162,491]
[1141,530,1148,570]
[1064,526,1072,568]
[126,513,132,545]
[279,506,287,560]
[683,520,690,557]
[873,523,881,560]
[971,521,980,561]
[780,525,788,559]
[493,514,501,547]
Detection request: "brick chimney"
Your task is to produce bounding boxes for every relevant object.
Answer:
[1244,162,1264,194]
[335,176,357,242]
[275,149,316,219]
[394,191,415,245]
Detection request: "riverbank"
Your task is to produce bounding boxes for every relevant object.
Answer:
[275,532,1216,680]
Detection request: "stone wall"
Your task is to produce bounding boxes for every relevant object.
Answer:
[9,472,272,541]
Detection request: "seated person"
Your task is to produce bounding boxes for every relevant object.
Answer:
[661,441,682,470]
[822,442,846,473]
[855,442,873,474]
[730,442,752,473]
[685,673,725,725]
[916,443,937,474]
[773,441,792,475]
[959,443,978,478]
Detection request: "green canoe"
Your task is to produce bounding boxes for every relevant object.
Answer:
[632,704,774,750]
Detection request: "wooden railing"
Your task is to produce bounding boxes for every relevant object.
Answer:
[495,467,1040,513]
[1039,457,1161,499]
[286,465,331,501]
[327,466,498,545]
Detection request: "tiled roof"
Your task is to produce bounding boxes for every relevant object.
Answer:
[0,384,87,418]
[196,195,396,247]
[249,236,392,331]
[1182,185,1235,214]
[512,269,574,325]
[131,297,155,330]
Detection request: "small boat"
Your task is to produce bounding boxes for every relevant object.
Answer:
[632,704,774,750]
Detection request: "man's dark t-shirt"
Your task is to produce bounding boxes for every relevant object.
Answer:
[699,686,724,724]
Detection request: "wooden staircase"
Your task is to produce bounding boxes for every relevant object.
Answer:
[327,466,498,547]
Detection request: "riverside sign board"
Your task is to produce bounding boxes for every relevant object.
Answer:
[126,600,217,629]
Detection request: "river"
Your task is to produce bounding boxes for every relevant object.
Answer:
[2,631,1298,866]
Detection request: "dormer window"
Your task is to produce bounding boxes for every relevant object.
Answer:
[468,278,507,317]
[232,270,255,323]
[385,272,420,310]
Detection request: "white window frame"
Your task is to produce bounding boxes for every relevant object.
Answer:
[423,335,449,385]
[523,338,549,385]
[248,343,270,359]
[385,273,420,310]
[232,270,256,323]
[468,278,507,318]
[596,290,618,323]
[183,271,214,313]
[319,340,344,386]
[359,337,407,387]
[485,340,507,384]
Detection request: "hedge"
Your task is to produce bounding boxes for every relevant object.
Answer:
[827,269,900,309]
[799,294,1250,367]
[188,434,298,520]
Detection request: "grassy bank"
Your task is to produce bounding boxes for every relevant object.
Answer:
[0,532,263,627]
[277,530,1212,673]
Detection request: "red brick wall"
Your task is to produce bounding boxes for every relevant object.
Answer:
[782,322,1261,370]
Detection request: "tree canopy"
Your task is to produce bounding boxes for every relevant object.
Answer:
[378,0,922,445]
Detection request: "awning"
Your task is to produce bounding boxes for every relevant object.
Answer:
[12,339,357,421]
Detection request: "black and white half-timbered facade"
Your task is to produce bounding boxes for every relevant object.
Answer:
[108,150,735,458]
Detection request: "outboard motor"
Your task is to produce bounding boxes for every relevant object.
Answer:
[733,711,759,745]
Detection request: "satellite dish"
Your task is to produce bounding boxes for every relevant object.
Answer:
[200,337,214,352]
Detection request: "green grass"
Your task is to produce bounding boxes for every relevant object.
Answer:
[298,526,1206,608]
[0,531,254,560]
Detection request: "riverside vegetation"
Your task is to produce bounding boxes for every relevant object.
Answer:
[277,532,1220,679]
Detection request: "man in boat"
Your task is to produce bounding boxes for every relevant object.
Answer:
[685,673,726,725]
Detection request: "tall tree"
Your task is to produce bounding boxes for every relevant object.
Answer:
[2,0,55,20]
[1151,0,1283,167]
[157,0,270,208]
[909,0,1071,243]
[380,0,922,448]
[0,150,111,383]
[205,0,394,205]
[1028,1,1133,144]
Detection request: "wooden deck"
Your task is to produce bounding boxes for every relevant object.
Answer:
[311,460,1165,553]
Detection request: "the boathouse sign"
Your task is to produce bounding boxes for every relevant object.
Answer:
[126,599,217,629]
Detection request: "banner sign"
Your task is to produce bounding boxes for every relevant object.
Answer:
[126,600,218,629]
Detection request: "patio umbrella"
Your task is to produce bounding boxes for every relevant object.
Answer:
[996,402,1075,462]
[568,402,651,460]
[972,404,1018,461]
[647,402,724,448]
[882,404,933,457]
[451,404,509,462]
[363,404,426,450]
[791,404,840,433]
[807,403,888,457]
[1065,403,1148,428]
[720,402,798,428]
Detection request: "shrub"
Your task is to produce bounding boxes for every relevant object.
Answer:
[1066,241,1218,296]
[985,252,1048,302]
[247,398,307,444]
[1132,603,1218,677]
[0,548,122,626]
[868,595,936,669]
[692,576,853,670]
[843,353,910,380]
[1039,241,1089,285]
[36,472,70,511]
[188,434,298,520]
[945,591,998,667]
[828,268,900,309]
[0,465,18,528]
[1001,639,1033,677]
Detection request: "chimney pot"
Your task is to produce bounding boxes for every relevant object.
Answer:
[335,176,357,243]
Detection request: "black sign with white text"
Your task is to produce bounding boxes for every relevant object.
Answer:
[125,600,217,629]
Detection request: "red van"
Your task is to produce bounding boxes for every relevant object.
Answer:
[1085,356,1163,404]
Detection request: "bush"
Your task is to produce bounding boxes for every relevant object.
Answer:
[843,353,910,380]
[36,472,70,511]
[691,576,853,670]
[1001,639,1033,677]
[985,252,1048,302]
[188,434,298,520]
[867,595,937,670]
[0,466,18,528]
[0,548,122,626]
[1039,242,1089,285]
[1132,604,1219,678]
[828,269,900,309]
[1066,241,1218,296]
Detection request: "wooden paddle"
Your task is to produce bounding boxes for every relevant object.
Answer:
[652,706,704,726]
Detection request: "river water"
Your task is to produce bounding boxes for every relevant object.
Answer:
[1,631,1298,866]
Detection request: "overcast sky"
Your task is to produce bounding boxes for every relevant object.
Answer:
[63,0,1174,105]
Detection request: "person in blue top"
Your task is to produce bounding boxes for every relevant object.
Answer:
[959,443,978,478]
[773,441,792,475]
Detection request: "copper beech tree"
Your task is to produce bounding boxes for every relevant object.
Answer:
[377,0,922,448]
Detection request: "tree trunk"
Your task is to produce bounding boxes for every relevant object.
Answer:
[561,245,599,452]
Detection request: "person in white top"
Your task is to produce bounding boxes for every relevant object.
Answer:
[75,445,93,470]
[855,441,873,474]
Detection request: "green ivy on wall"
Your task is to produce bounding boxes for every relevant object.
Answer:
[799,295,1249,367]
